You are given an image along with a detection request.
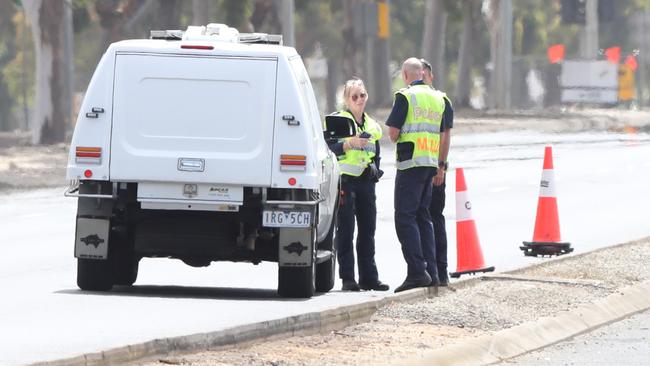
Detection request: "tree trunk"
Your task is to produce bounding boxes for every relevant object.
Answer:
[342,0,360,79]
[155,0,182,30]
[483,0,500,109]
[22,0,67,144]
[192,0,211,26]
[454,0,479,107]
[421,0,447,88]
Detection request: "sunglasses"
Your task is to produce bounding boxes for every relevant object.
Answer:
[351,93,367,102]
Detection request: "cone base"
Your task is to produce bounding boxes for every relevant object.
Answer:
[520,241,573,257]
[449,266,495,279]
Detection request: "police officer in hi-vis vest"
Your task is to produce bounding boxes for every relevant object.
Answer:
[386,58,447,292]
[421,58,454,287]
[326,78,389,292]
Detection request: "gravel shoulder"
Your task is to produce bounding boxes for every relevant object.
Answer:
[135,238,650,366]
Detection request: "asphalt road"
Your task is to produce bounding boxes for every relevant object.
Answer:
[499,309,650,365]
[1,130,649,365]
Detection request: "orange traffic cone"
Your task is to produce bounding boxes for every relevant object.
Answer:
[520,146,573,257]
[450,168,495,278]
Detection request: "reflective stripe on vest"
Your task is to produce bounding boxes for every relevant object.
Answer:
[336,111,383,177]
[395,84,445,170]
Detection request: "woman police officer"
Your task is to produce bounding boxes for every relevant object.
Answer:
[327,78,389,292]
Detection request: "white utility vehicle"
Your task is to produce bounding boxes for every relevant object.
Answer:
[66,24,352,298]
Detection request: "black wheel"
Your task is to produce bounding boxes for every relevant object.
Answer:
[111,226,139,286]
[113,254,139,286]
[278,265,315,298]
[316,202,337,293]
[77,258,113,291]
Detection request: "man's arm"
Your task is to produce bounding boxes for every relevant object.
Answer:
[433,97,453,186]
[389,127,400,142]
[385,93,408,143]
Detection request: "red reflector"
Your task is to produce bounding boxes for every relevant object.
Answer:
[288,178,297,186]
[84,169,93,178]
[281,160,306,166]
[76,152,101,158]
[181,45,214,50]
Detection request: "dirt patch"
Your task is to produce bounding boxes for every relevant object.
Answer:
[0,144,69,191]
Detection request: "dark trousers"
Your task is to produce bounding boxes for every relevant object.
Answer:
[429,180,448,282]
[336,177,379,284]
[394,167,438,282]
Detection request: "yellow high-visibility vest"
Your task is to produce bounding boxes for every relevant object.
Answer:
[335,111,383,177]
[395,84,445,170]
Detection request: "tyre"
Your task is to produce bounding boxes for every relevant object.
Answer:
[278,264,315,298]
[77,258,113,291]
[315,203,337,293]
[111,225,139,286]
[113,254,139,286]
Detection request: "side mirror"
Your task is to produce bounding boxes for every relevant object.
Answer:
[324,115,356,140]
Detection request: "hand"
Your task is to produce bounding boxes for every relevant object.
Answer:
[347,136,369,149]
[432,168,445,186]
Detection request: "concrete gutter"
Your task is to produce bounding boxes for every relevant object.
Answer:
[407,281,650,366]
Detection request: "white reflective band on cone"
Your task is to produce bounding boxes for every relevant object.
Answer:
[455,190,473,222]
[539,169,556,198]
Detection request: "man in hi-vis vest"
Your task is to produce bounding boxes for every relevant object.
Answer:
[386,58,446,293]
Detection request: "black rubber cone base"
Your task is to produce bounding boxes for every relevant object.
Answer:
[520,241,573,257]
[449,266,495,279]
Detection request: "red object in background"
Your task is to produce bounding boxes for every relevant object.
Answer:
[547,44,565,64]
[605,46,621,63]
[625,55,638,71]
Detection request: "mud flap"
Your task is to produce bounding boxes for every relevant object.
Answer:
[75,218,110,260]
[278,227,314,267]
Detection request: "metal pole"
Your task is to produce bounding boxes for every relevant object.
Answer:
[374,0,392,107]
[639,11,648,107]
[495,0,512,109]
[279,0,295,47]
[585,0,599,59]
[63,0,74,135]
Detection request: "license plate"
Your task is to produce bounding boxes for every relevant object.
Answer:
[263,210,311,227]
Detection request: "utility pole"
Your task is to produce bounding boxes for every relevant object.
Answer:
[495,0,512,109]
[63,0,74,134]
[582,0,599,59]
[362,2,376,103]
[279,0,294,47]
[373,0,392,107]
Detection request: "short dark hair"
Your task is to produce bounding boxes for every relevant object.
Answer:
[420,58,432,72]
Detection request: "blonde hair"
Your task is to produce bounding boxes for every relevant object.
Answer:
[342,78,367,109]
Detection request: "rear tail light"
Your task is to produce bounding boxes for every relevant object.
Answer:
[75,147,102,164]
[280,154,306,171]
